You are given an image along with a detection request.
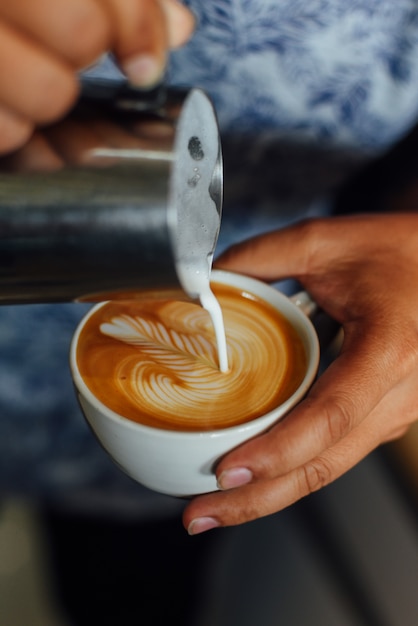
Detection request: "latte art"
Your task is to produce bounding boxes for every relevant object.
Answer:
[76,284,307,431]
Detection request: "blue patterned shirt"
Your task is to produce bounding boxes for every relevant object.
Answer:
[169,0,418,150]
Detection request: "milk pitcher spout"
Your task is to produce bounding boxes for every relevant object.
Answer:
[0,82,223,304]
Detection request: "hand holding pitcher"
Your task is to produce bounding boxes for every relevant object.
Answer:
[0,0,194,154]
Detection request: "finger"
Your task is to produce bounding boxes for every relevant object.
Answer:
[215,215,384,285]
[215,327,411,487]
[101,0,194,84]
[0,20,78,124]
[184,368,418,531]
[161,0,195,48]
[0,104,32,154]
[216,214,418,288]
[0,130,64,171]
[0,0,111,69]
[215,219,318,282]
[1,0,193,90]
[185,418,377,531]
[102,0,169,86]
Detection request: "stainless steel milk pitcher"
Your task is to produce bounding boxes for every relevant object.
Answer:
[0,80,223,304]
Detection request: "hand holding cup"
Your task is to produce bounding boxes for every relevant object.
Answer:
[182,213,418,534]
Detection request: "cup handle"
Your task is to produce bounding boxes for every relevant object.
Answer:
[290,291,318,318]
[292,291,344,360]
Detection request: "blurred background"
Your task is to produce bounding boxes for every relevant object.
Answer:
[0,434,417,626]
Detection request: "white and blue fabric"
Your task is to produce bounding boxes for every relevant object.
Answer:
[171,0,418,150]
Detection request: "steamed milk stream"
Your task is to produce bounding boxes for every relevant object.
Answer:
[76,283,307,432]
[199,283,229,372]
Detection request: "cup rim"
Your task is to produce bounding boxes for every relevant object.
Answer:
[70,270,320,439]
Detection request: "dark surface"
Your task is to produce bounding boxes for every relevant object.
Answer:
[37,448,418,626]
[40,505,217,626]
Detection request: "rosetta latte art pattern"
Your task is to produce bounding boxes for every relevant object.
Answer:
[78,286,306,431]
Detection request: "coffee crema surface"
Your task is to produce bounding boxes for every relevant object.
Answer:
[76,283,307,431]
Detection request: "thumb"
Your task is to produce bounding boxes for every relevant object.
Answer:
[216,220,316,283]
[109,0,194,87]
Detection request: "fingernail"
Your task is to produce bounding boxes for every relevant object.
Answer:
[122,54,163,86]
[217,467,253,490]
[187,517,220,536]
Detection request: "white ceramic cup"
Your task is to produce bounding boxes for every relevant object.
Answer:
[70,270,320,497]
